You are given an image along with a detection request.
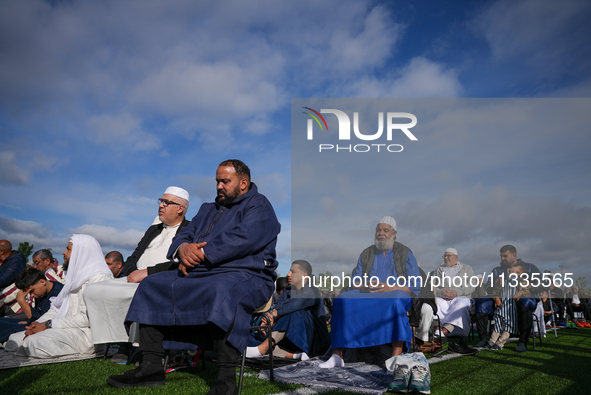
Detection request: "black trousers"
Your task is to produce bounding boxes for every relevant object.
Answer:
[566,302,591,321]
[515,300,532,344]
[139,323,240,383]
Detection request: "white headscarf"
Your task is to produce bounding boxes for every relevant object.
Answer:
[42,234,113,321]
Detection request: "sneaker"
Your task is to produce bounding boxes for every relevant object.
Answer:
[474,339,488,348]
[409,365,431,394]
[106,361,165,388]
[514,342,528,352]
[490,344,502,351]
[447,342,478,355]
[484,342,494,349]
[388,364,411,393]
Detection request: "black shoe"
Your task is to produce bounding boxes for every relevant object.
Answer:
[106,361,165,388]
[474,339,488,348]
[206,380,238,395]
[514,342,528,352]
[447,342,478,355]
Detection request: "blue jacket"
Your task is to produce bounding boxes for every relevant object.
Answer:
[167,183,280,277]
[0,251,26,289]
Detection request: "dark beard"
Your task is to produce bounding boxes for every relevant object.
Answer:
[217,185,240,206]
[500,260,512,268]
[63,261,69,271]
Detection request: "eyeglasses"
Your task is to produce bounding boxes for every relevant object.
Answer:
[158,198,181,207]
[442,255,456,259]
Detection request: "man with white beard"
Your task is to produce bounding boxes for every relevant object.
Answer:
[320,216,421,370]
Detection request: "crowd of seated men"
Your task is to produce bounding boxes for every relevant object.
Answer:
[0,159,589,395]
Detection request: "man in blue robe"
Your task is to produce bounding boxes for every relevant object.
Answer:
[320,216,421,368]
[107,159,281,395]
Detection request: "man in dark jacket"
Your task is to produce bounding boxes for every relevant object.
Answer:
[84,186,190,353]
[107,159,281,395]
[0,240,27,316]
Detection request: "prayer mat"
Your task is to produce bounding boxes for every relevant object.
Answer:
[0,347,107,370]
[259,357,393,395]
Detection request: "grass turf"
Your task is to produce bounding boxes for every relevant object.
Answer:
[1,328,590,394]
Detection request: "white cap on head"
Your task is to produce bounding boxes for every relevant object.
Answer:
[445,247,458,256]
[379,216,397,231]
[164,186,189,202]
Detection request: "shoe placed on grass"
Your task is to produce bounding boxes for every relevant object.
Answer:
[388,364,411,393]
[106,361,165,388]
[409,365,431,394]
[514,342,528,353]
[447,342,478,355]
[490,344,502,351]
[474,339,488,348]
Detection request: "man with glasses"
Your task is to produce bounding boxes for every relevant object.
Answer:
[431,248,477,354]
[32,249,65,284]
[84,187,190,362]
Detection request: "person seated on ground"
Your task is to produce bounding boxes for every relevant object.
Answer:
[273,276,289,304]
[0,268,64,343]
[0,240,27,317]
[474,245,545,352]
[320,216,421,369]
[106,159,281,395]
[246,260,330,361]
[539,291,559,325]
[565,285,590,321]
[431,248,477,355]
[84,186,190,363]
[409,267,437,351]
[105,251,125,278]
[32,249,65,284]
[485,263,529,350]
[5,234,113,358]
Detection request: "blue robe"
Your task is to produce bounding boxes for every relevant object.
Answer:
[125,183,280,352]
[331,248,420,350]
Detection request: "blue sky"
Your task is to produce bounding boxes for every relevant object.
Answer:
[1,0,590,279]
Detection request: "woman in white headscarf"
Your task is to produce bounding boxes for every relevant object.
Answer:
[5,234,113,357]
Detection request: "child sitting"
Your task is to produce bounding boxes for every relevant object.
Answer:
[0,268,64,343]
[486,263,530,350]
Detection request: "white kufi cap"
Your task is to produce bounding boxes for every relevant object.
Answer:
[445,247,458,256]
[379,216,397,231]
[164,186,189,202]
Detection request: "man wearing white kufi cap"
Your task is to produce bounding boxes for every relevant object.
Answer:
[84,187,190,360]
[6,234,113,357]
[431,247,477,354]
[320,216,422,369]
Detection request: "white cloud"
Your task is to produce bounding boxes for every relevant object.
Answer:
[87,113,160,151]
[347,57,462,97]
[71,223,145,251]
[0,151,28,185]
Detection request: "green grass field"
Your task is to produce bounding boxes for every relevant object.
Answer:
[1,328,590,395]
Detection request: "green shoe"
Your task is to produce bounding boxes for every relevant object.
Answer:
[388,364,410,393]
[409,365,431,394]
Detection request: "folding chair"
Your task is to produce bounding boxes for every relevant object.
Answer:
[238,297,275,394]
[531,313,543,350]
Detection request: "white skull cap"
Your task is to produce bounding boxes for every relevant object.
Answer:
[379,216,397,231]
[164,186,189,202]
